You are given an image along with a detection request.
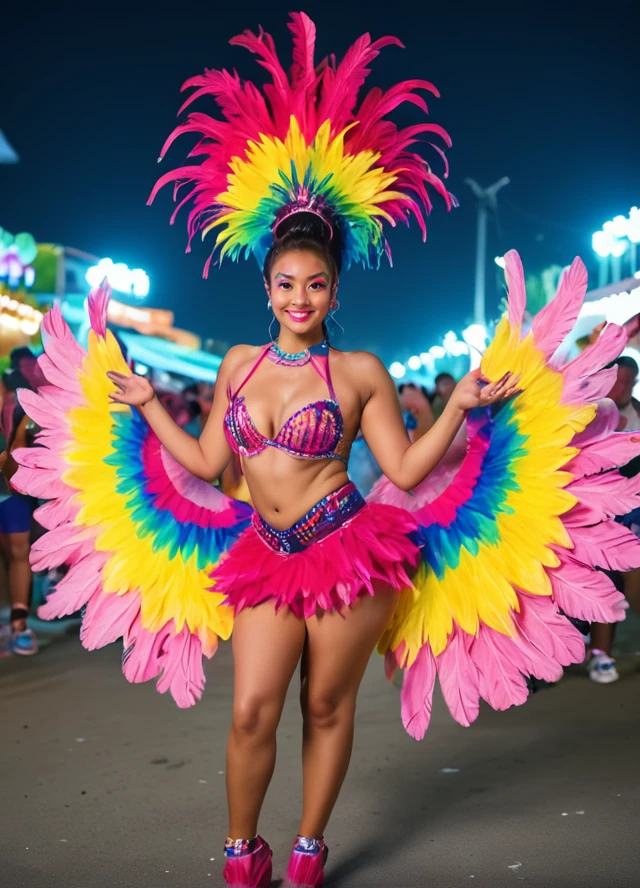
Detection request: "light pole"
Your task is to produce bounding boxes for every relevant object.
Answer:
[465,177,510,327]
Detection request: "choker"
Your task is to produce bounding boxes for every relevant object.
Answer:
[267,339,329,367]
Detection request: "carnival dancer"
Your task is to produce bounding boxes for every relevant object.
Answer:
[12,13,640,888]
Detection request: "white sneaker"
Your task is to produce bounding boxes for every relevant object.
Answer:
[587,653,619,684]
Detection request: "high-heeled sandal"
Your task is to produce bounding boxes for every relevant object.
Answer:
[222,835,272,888]
[285,836,329,888]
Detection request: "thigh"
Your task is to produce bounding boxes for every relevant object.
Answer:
[232,603,307,707]
[303,592,398,699]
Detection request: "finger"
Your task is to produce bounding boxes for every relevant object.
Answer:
[106,371,131,382]
[484,374,512,398]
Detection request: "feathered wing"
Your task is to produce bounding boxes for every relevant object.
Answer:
[148,12,453,273]
[375,250,640,739]
[12,283,252,707]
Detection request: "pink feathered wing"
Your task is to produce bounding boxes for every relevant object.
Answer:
[12,283,251,707]
[396,251,640,738]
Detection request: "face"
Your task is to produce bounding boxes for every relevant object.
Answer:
[436,375,456,403]
[400,385,427,412]
[266,249,336,338]
[608,365,637,407]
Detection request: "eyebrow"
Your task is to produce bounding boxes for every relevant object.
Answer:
[275,271,329,280]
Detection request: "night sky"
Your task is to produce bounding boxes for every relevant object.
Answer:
[3,0,639,365]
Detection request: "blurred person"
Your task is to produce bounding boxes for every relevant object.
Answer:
[0,368,39,656]
[432,371,456,417]
[588,356,640,683]
[398,382,435,440]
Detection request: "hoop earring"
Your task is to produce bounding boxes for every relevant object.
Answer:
[268,310,277,343]
[267,299,272,310]
[328,300,344,337]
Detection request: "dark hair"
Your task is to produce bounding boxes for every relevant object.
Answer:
[263,213,341,342]
[398,382,430,400]
[10,347,37,370]
[612,356,639,376]
[434,372,455,385]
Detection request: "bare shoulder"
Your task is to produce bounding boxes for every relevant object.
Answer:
[220,343,263,375]
[330,348,389,396]
[331,348,387,377]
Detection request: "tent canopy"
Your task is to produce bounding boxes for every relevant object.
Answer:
[119,331,222,383]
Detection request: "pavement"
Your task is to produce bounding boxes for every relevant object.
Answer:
[1,623,639,888]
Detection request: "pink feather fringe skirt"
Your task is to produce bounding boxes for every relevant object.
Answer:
[211,482,420,618]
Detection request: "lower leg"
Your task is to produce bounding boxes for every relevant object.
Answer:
[226,704,280,839]
[624,568,640,614]
[299,697,356,838]
[7,532,32,631]
[590,622,615,655]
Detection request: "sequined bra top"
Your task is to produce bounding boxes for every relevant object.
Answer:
[224,342,347,465]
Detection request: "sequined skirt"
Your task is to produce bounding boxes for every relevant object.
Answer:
[211,482,420,618]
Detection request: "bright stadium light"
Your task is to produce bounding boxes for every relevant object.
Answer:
[592,229,615,257]
[390,361,406,379]
[86,258,150,298]
[429,345,446,359]
[611,215,628,239]
[611,239,629,258]
[462,323,488,353]
[494,255,506,268]
[628,207,640,244]
[407,355,422,370]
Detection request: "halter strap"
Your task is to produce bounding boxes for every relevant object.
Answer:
[309,341,337,401]
[229,342,336,401]
[230,344,272,399]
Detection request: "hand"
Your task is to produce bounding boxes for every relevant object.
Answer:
[106,371,156,407]
[449,368,520,413]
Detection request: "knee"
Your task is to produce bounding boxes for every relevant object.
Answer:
[303,690,351,730]
[7,537,30,562]
[231,696,279,742]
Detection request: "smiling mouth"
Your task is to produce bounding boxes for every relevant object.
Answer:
[286,310,315,322]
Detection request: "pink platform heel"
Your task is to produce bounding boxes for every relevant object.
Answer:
[222,836,272,888]
[285,836,329,888]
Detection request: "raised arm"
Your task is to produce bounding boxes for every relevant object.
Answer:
[107,346,248,482]
[359,355,517,491]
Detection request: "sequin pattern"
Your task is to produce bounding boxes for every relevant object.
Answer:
[253,482,365,554]
[224,342,346,464]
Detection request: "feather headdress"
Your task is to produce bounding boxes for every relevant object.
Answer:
[148,12,455,274]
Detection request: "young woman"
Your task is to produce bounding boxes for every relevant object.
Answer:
[13,14,640,888]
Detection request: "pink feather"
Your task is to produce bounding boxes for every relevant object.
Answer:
[565,472,640,524]
[560,366,617,405]
[87,280,111,337]
[436,628,480,727]
[81,590,141,650]
[470,626,530,711]
[400,646,437,740]
[550,552,627,624]
[559,324,627,386]
[531,257,588,359]
[122,619,207,708]
[514,594,585,666]
[569,522,640,572]
[567,431,640,476]
[571,399,620,447]
[38,554,107,619]
[504,250,527,328]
